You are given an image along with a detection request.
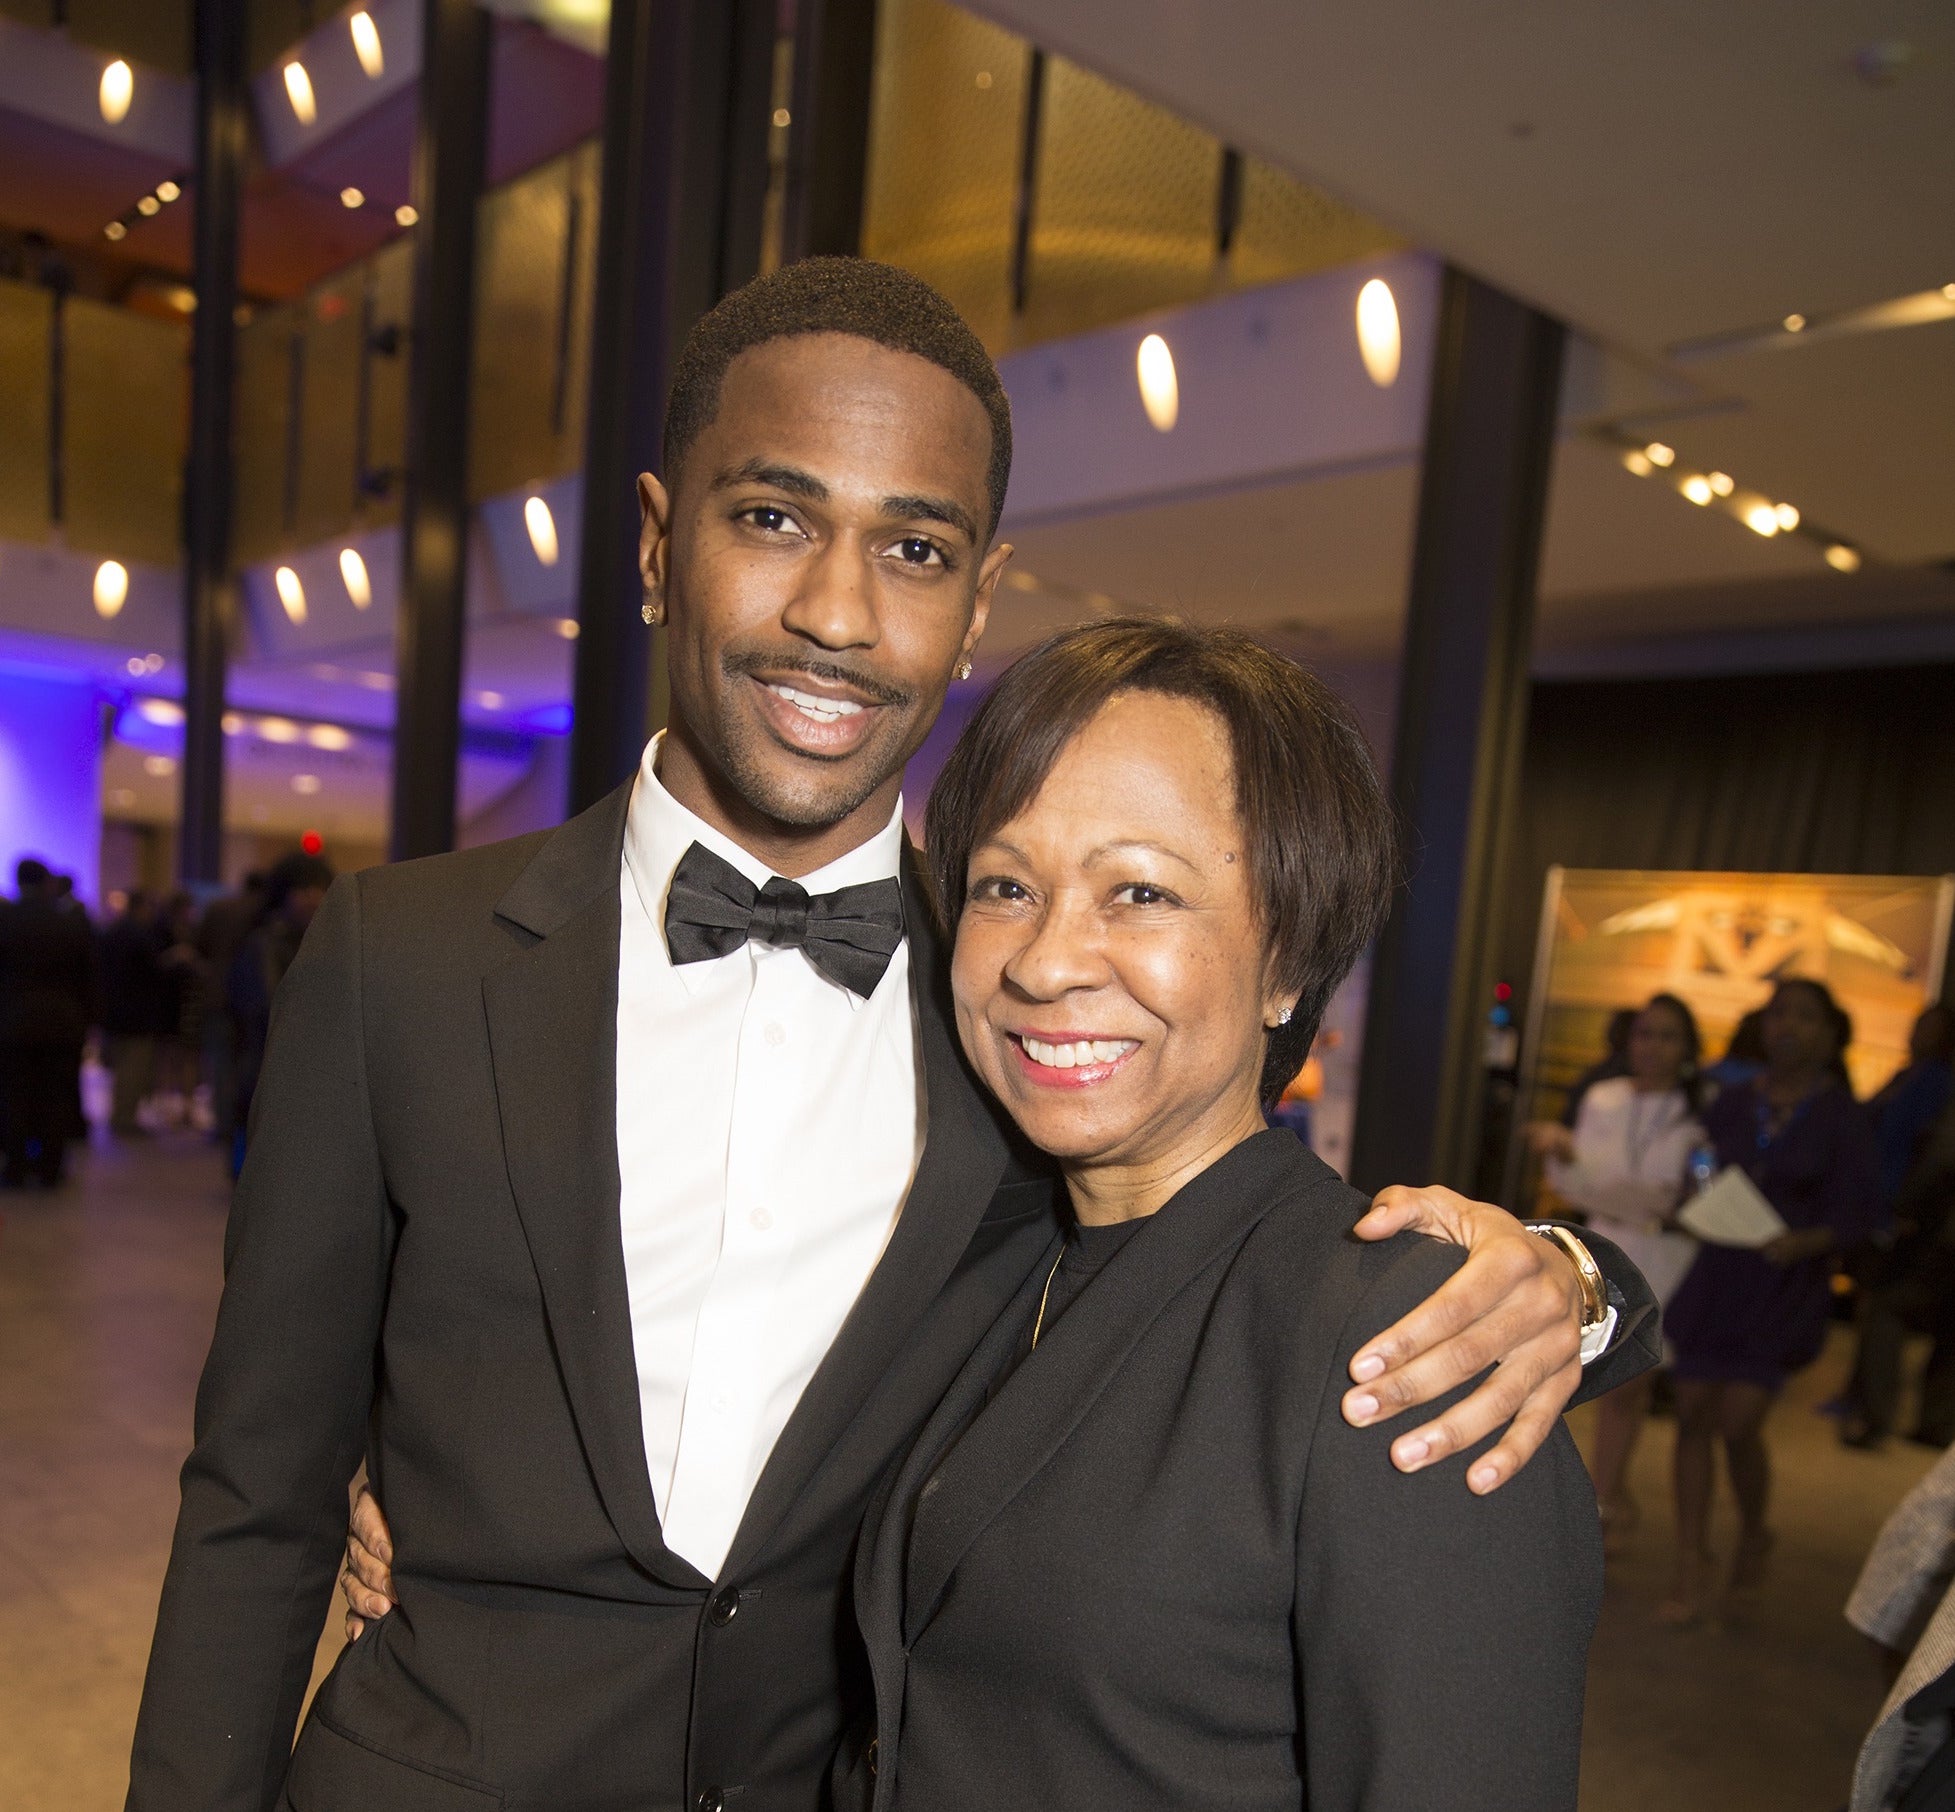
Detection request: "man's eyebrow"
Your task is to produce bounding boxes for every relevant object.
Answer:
[881,493,979,543]
[710,458,829,501]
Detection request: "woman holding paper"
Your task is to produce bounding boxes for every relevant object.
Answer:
[1659,978,1880,1624]
[1529,993,1704,1545]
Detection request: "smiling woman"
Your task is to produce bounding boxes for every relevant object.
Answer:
[840,617,1605,1811]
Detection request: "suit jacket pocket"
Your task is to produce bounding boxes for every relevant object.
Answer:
[282,1712,503,1810]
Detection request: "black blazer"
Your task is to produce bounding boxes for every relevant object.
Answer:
[129,784,1651,1812]
[845,1131,1604,1812]
[127,784,1062,1812]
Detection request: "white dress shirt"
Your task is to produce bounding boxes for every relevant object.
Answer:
[616,735,924,1580]
[1546,1075,1703,1309]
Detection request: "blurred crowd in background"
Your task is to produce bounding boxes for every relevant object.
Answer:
[0,852,333,1188]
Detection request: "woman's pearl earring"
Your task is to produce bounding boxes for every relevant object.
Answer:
[642,601,662,626]
[955,660,973,681]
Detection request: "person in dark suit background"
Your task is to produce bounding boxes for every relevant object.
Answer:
[0,857,94,1188]
[834,619,1612,1812]
[132,260,1651,1812]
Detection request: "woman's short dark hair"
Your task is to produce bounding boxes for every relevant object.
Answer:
[925,617,1398,1104]
[1770,976,1854,1085]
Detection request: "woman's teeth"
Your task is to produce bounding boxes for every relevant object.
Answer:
[1020,1036,1136,1069]
[770,682,865,723]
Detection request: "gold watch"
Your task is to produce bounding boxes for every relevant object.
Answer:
[1525,1223,1608,1330]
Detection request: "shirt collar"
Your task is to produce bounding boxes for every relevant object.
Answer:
[622,731,907,998]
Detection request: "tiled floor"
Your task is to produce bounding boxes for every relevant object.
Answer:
[0,1130,1938,1809]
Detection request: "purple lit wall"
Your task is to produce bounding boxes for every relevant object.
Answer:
[0,667,103,907]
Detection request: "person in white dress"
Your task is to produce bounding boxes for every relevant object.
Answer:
[1530,993,1704,1543]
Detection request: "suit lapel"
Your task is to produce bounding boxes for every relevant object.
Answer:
[483,782,707,1590]
[903,1130,1318,1642]
[723,850,1019,1576]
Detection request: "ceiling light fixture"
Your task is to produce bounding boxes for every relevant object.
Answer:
[99,59,133,124]
[1136,332,1179,430]
[156,179,180,203]
[524,496,561,566]
[554,617,579,639]
[221,712,244,735]
[274,565,307,624]
[1707,471,1734,497]
[104,221,127,241]
[395,203,418,227]
[1670,284,1955,360]
[340,186,365,210]
[283,61,317,126]
[1621,449,1653,476]
[1825,544,1862,573]
[1644,442,1675,467]
[1773,502,1800,532]
[1681,476,1713,506]
[307,724,352,751]
[476,690,506,710]
[339,547,372,607]
[1355,278,1401,387]
[93,560,129,617]
[137,698,185,726]
[258,717,300,744]
[292,773,323,796]
[143,755,176,778]
[349,10,385,78]
[137,195,161,217]
[1743,503,1780,537]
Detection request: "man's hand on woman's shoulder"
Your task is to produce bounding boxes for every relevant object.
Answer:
[1343,1185,1587,1496]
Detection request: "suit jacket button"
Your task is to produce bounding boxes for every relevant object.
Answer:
[697,1792,724,1812]
[708,1587,740,1626]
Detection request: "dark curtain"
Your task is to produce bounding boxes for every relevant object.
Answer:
[1499,661,1955,1011]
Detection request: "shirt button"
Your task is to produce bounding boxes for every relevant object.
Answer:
[708,1586,741,1626]
[750,1207,773,1232]
[764,1021,787,1047]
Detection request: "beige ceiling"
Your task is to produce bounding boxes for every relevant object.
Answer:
[964,0,1955,633]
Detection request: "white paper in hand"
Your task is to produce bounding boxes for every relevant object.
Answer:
[1677,1167,1789,1249]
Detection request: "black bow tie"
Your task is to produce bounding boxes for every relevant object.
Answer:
[663,841,905,999]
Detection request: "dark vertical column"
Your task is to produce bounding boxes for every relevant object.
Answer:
[389,0,491,861]
[180,0,247,888]
[781,0,878,262]
[1349,268,1564,1193]
[567,0,776,813]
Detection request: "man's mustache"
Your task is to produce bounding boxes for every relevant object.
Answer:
[721,649,914,709]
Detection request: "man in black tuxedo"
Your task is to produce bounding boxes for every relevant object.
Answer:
[128,259,1654,1812]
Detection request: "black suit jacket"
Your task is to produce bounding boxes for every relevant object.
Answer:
[846,1130,1604,1812]
[128,784,1653,1812]
[127,784,1061,1812]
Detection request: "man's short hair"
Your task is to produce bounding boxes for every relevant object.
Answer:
[664,256,1013,539]
[15,857,49,893]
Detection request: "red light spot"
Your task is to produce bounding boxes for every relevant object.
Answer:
[300,830,325,856]
[1493,982,1512,1002]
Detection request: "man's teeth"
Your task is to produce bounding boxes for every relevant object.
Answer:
[1020,1036,1135,1070]
[770,682,865,723]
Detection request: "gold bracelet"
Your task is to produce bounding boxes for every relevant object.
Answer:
[1524,1222,1608,1329]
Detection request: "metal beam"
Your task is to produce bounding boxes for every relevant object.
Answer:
[389,0,491,861]
[180,0,247,888]
[567,0,776,814]
[1350,267,1564,1194]
[782,0,879,263]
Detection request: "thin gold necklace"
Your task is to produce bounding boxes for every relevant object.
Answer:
[1029,1246,1066,1349]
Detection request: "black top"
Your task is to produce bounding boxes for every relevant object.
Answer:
[848,1130,1607,1812]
